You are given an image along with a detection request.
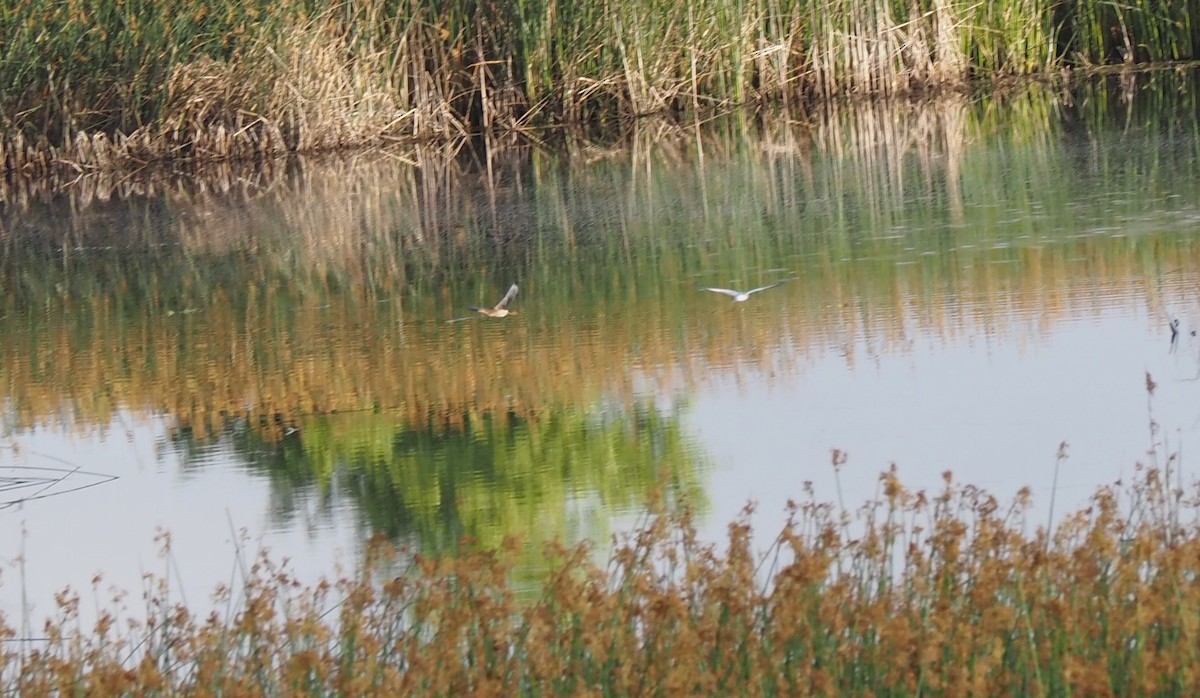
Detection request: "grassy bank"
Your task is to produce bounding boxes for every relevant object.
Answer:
[2,0,1199,175]
[4,465,1200,695]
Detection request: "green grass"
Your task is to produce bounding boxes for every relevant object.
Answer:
[2,0,1200,172]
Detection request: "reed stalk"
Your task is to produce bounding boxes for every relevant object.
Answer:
[5,469,1200,694]
[3,0,1200,174]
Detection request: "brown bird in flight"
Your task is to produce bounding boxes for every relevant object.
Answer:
[470,283,519,317]
[448,284,519,322]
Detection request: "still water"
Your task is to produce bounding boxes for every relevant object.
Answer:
[3,74,1200,625]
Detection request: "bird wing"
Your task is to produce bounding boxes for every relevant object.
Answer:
[746,279,790,295]
[701,287,742,298]
[494,284,519,309]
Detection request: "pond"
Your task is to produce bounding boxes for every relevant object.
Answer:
[3,71,1200,625]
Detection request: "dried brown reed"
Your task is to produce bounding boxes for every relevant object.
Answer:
[4,0,1199,176]
[2,6,447,179]
[4,465,1200,695]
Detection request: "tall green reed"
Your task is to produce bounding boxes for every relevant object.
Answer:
[5,0,1200,175]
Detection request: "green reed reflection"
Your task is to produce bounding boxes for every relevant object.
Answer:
[175,402,705,562]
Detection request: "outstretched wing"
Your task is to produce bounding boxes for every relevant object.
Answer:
[701,287,742,298]
[746,279,790,296]
[494,284,519,309]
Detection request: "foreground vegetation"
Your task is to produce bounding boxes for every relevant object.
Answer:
[4,464,1200,695]
[2,0,1200,174]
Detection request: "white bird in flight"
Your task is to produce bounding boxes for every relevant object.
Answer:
[700,280,789,302]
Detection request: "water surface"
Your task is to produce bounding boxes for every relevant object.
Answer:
[3,73,1200,624]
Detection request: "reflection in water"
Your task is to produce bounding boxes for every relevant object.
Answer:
[0,449,118,510]
[2,74,1200,620]
[171,401,704,566]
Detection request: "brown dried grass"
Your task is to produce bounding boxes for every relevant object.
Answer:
[4,465,1200,695]
[5,0,1196,177]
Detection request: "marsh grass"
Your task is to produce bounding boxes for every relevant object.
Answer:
[4,462,1200,695]
[3,0,1200,174]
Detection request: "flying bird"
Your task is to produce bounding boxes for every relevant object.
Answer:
[448,283,519,322]
[700,280,789,302]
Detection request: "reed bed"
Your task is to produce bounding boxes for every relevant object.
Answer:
[3,465,1200,695]
[3,0,1200,175]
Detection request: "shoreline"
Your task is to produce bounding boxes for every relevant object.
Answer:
[1,62,1195,189]
[4,0,1199,179]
